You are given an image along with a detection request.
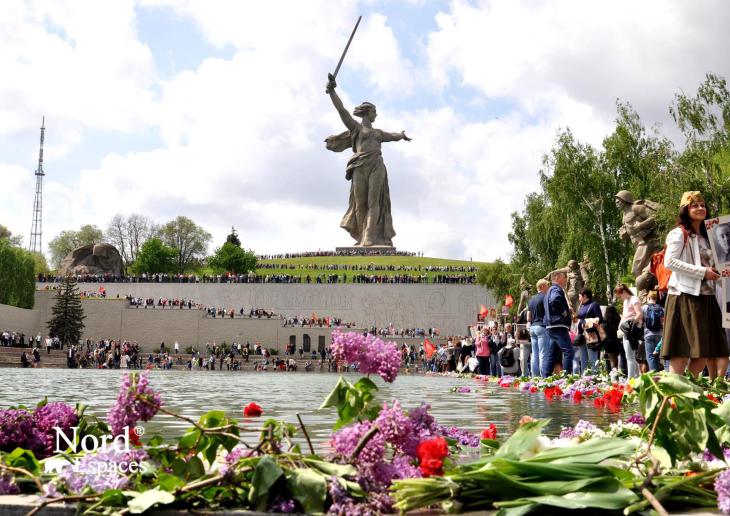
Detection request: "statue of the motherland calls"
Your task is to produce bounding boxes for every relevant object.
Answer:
[325,73,411,247]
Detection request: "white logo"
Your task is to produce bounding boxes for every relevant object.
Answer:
[54,426,132,454]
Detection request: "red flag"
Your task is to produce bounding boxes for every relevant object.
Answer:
[505,294,514,308]
[479,304,488,318]
[424,339,436,359]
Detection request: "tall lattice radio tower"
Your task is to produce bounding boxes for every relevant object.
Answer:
[29,117,45,254]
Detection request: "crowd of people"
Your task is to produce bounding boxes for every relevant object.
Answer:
[371,326,439,338]
[37,272,475,285]
[257,263,478,273]
[350,274,475,284]
[283,316,357,328]
[483,190,730,380]
[256,250,420,259]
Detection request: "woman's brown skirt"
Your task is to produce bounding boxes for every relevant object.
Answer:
[662,293,728,359]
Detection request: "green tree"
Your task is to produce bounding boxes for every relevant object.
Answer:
[0,239,35,308]
[226,226,242,247]
[208,242,257,274]
[48,225,104,269]
[31,252,50,275]
[133,238,176,274]
[603,101,677,235]
[539,129,627,302]
[161,216,212,273]
[476,259,517,309]
[0,224,23,247]
[105,214,157,269]
[670,73,730,216]
[47,275,86,346]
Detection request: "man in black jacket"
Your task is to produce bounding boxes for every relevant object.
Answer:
[542,271,573,376]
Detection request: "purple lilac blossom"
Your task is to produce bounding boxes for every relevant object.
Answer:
[42,482,61,499]
[702,446,730,462]
[435,425,480,448]
[0,409,33,452]
[0,474,19,495]
[374,401,419,456]
[58,448,148,493]
[716,468,730,514]
[327,476,393,516]
[330,421,385,464]
[409,403,437,440]
[574,420,598,434]
[270,497,296,513]
[221,446,252,476]
[32,402,78,458]
[107,372,163,436]
[559,426,578,439]
[330,330,401,383]
[626,414,646,426]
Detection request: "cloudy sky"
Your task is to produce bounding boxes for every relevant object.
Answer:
[2,0,729,261]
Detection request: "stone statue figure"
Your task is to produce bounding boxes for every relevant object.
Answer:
[325,73,411,247]
[58,243,123,277]
[516,276,531,316]
[615,190,662,279]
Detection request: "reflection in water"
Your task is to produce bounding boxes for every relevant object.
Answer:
[0,370,625,451]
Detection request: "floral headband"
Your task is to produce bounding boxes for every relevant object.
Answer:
[679,191,705,208]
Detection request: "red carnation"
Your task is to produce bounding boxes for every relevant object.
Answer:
[243,402,263,417]
[417,437,449,477]
[481,423,497,440]
[572,391,583,402]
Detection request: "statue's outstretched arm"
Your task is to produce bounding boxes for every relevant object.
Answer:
[380,130,412,142]
[326,74,356,131]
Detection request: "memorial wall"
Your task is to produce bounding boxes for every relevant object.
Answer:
[0,284,493,351]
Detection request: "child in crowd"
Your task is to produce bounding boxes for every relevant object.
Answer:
[642,291,664,372]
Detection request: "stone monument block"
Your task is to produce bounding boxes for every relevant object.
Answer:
[58,243,124,276]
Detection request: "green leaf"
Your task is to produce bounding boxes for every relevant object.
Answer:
[204,438,220,466]
[248,456,284,511]
[171,458,187,477]
[199,410,226,428]
[186,456,205,480]
[99,489,125,507]
[319,376,348,409]
[494,484,638,511]
[494,420,549,460]
[656,373,702,398]
[126,488,175,514]
[147,434,164,447]
[6,448,40,474]
[302,458,357,477]
[156,472,186,492]
[527,437,637,464]
[353,377,378,392]
[178,429,201,450]
[287,468,327,514]
[480,438,500,454]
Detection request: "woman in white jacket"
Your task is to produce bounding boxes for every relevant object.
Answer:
[662,191,728,378]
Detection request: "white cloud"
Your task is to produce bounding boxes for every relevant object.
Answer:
[1,0,728,263]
